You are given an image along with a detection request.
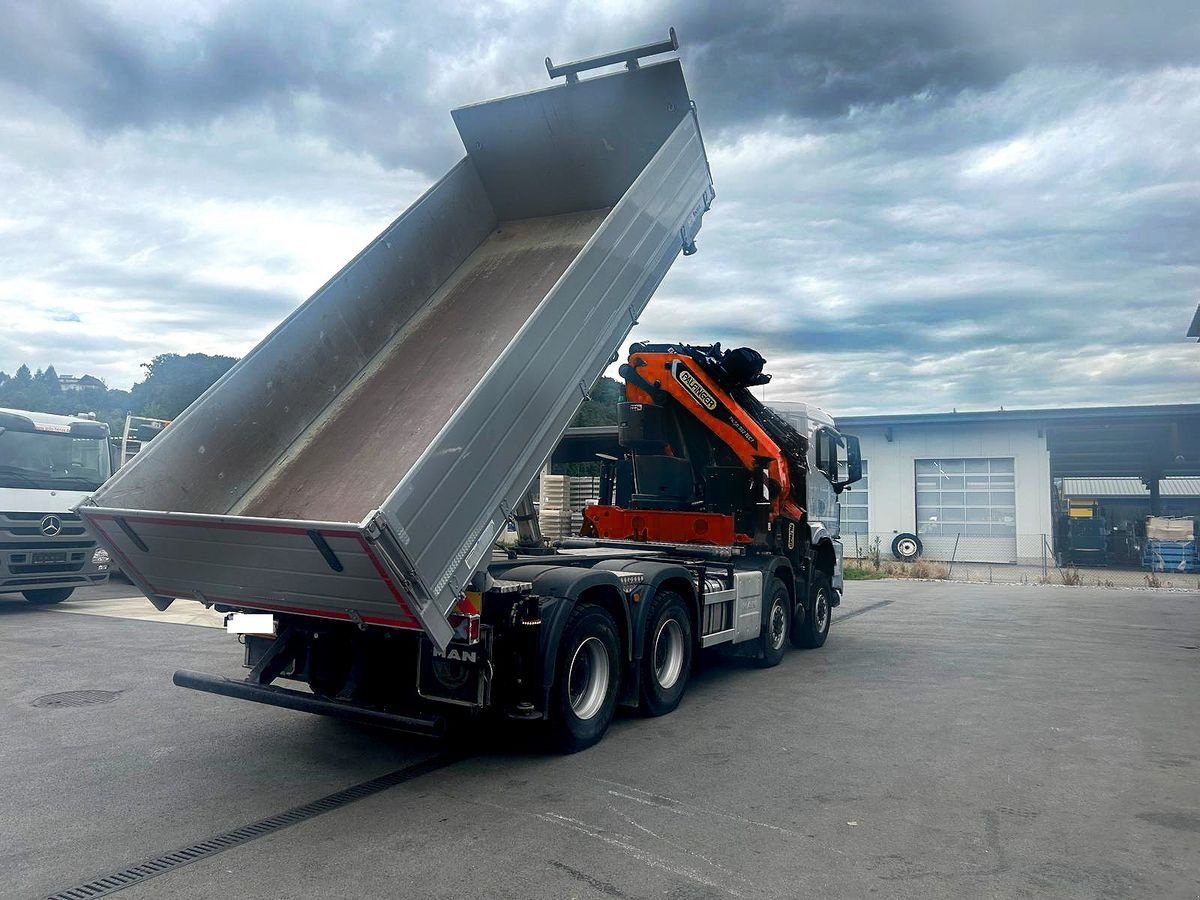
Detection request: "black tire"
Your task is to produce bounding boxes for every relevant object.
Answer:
[755,578,790,668]
[23,588,73,605]
[547,603,621,753]
[891,533,922,561]
[639,590,693,717]
[792,570,832,649]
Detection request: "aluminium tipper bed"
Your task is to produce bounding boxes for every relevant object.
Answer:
[81,59,715,649]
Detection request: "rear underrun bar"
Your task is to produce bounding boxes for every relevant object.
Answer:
[172,670,446,735]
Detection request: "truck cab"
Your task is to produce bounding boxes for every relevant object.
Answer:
[767,401,862,597]
[0,408,112,604]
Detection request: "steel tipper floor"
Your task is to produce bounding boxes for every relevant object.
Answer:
[5,582,1200,899]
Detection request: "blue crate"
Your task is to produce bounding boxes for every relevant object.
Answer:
[1143,540,1197,572]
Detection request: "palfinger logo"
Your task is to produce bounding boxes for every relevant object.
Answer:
[678,369,718,411]
[40,515,62,537]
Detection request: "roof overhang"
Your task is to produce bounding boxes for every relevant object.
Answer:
[836,404,1200,480]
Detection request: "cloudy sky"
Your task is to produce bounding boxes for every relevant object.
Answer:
[0,0,1197,414]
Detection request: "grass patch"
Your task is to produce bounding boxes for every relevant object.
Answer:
[844,565,887,580]
[845,559,952,580]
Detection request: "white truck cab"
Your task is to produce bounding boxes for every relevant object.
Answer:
[0,408,112,603]
[768,400,862,595]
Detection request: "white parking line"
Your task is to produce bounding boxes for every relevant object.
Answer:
[49,596,225,628]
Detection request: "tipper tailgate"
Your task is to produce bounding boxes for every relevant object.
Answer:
[82,508,424,631]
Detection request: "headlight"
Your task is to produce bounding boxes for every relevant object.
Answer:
[92,548,110,567]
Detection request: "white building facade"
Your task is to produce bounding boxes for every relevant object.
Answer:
[834,414,1054,564]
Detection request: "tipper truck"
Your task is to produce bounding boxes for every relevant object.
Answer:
[79,32,861,751]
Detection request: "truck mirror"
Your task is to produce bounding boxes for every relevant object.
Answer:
[842,435,862,486]
[814,427,841,485]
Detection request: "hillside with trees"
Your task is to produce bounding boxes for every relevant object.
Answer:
[0,355,620,446]
[0,353,236,434]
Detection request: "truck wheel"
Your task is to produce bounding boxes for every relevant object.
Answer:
[639,590,693,717]
[792,571,831,649]
[892,533,922,561]
[548,603,621,753]
[755,578,790,669]
[23,588,74,605]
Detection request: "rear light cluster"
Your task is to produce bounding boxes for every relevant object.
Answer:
[450,613,481,644]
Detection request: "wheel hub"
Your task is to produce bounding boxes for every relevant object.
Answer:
[567,636,610,720]
[770,601,787,650]
[653,618,685,689]
[814,588,829,632]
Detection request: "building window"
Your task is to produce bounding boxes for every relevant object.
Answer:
[839,459,868,534]
[915,458,1016,536]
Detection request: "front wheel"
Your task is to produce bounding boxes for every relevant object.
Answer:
[547,603,621,753]
[23,588,74,605]
[639,590,693,717]
[791,571,832,649]
[755,578,790,668]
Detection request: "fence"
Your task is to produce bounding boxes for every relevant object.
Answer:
[843,532,1200,591]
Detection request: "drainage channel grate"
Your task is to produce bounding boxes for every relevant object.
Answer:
[32,691,121,708]
[47,753,460,900]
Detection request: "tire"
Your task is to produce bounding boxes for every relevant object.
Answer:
[755,578,790,668]
[891,533,922,561]
[547,603,621,753]
[23,588,74,605]
[639,590,693,717]
[791,570,832,649]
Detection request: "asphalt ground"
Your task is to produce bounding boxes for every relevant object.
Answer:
[2,581,1198,899]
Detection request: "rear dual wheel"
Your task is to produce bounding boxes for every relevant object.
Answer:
[548,603,621,753]
[639,590,693,717]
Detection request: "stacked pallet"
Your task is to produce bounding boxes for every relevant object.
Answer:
[568,477,601,534]
[537,474,573,539]
[538,474,602,539]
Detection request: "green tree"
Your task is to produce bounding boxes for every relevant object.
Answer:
[27,366,62,412]
[557,375,623,475]
[130,353,237,419]
[570,376,622,427]
[2,365,35,410]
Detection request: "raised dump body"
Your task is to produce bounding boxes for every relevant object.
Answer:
[81,51,715,648]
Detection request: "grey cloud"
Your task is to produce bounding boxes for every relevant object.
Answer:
[671,0,1200,136]
[6,1,1195,176]
[0,0,1197,413]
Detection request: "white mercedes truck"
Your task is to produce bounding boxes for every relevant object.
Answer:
[0,408,112,603]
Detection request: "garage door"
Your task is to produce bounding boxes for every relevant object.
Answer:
[915,458,1017,563]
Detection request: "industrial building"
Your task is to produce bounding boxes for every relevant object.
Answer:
[550,403,1200,569]
[834,404,1200,566]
